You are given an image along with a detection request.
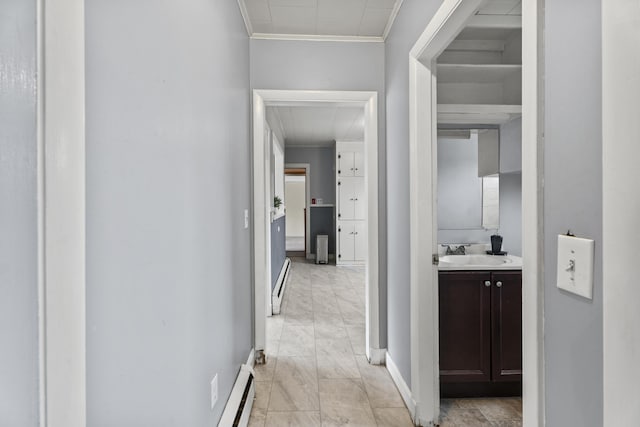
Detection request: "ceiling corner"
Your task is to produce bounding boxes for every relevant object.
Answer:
[236,0,253,37]
[382,0,404,41]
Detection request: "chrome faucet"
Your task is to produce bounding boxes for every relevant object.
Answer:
[445,245,466,255]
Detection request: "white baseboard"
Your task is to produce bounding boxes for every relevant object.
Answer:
[246,348,255,368]
[386,352,417,422]
[368,348,387,365]
[272,258,291,315]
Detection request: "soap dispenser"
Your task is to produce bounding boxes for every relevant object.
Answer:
[490,234,504,255]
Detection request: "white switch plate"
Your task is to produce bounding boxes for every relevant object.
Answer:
[556,234,595,299]
[244,209,249,229]
[211,374,218,409]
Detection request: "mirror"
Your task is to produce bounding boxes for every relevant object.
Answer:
[437,129,499,231]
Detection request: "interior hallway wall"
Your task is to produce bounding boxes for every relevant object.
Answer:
[384,0,444,387]
[250,41,387,343]
[544,0,603,425]
[0,0,39,425]
[85,0,252,425]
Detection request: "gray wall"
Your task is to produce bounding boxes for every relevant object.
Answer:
[85,1,252,425]
[252,39,387,345]
[271,216,286,290]
[544,0,603,425]
[310,207,335,255]
[285,147,335,204]
[0,0,39,425]
[385,0,444,385]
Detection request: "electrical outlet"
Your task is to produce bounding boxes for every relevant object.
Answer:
[211,374,218,409]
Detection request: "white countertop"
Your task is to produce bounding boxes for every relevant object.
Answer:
[438,254,522,271]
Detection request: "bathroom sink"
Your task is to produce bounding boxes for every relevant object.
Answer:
[440,254,509,267]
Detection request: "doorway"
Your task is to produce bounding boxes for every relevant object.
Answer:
[252,90,383,365]
[284,167,308,258]
[408,0,543,425]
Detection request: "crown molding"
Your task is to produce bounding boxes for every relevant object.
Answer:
[236,0,253,36]
[251,32,384,43]
[383,0,404,41]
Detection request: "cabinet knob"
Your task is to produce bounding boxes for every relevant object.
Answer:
[484,280,491,287]
[496,281,503,288]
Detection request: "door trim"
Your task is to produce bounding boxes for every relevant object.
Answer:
[285,163,311,258]
[252,90,382,361]
[38,0,86,425]
[408,0,545,424]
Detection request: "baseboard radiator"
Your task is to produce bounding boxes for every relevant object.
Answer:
[218,364,255,427]
[272,257,291,315]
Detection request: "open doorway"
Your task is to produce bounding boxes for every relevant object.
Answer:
[252,90,383,367]
[284,168,308,257]
[408,0,543,425]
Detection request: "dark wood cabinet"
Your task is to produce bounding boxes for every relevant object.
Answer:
[439,270,522,396]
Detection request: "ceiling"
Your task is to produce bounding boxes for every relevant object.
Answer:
[239,0,402,40]
[267,105,364,147]
[476,0,521,16]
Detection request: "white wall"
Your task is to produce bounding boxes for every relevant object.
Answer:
[285,178,306,237]
[544,0,603,424]
[85,1,252,425]
[0,0,39,425]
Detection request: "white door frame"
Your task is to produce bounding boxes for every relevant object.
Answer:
[253,90,382,363]
[38,0,86,425]
[602,1,640,424]
[408,0,545,425]
[284,163,311,258]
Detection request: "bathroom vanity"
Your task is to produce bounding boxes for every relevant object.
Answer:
[438,254,523,397]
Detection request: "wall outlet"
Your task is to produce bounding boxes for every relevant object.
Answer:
[211,374,218,409]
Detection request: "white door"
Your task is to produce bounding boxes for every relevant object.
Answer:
[338,222,355,262]
[338,178,355,220]
[338,152,355,176]
[353,178,366,220]
[353,151,365,177]
[353,221,367,261]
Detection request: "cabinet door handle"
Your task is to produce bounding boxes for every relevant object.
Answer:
[484,280,491,287]
[496,281,503,288]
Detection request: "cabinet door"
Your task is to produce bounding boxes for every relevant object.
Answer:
[491,271,522,382]
[337,222,354,262]
[338,152,355,176]
[439,271,492,383]
[353,151,365,177]
[352,178,366,220]
[353,221,367,261]
[338,178,355,220]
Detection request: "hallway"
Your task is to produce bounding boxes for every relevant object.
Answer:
[249,259,414,426]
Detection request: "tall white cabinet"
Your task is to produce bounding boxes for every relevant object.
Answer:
[336,142,366,265]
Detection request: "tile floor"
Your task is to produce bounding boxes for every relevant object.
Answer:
[249,258,522,426]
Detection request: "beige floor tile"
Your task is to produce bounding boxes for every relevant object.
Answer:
[439,408,492,426]
[317,354,361,379]
[355,356,404,408]
[316,338,354,357]
[345,325,366,355]
[373,407,415,427]
[265,411,322,427]
[314,322,349,340]
[319,379,376,427]
[254,381,272,410]
[249,407,267,427]
[473,398,521,422]
[279,324,315,356]
[254,356,277,382]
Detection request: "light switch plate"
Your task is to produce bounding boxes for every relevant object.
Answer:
[556,234,595,299]
[244,209,249,229]
[211,374,218,409]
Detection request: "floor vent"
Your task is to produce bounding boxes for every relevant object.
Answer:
[218,364,255,427]
[272,257,291,315]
